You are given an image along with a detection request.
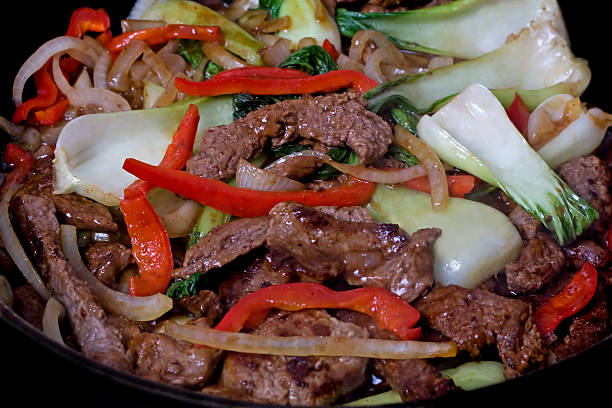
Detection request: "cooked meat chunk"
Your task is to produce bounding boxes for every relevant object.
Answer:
[218,256,292,309]
[416,285,546,377]
[10,192,131,371]
[12,285,45,329]
[175,290,225,322]
[173,216,270,279]
[267,203,439,302]
[505,233,565,294]
[186,91,392,180]
[558,155,612,233]
[219,309,368,405]
[128,331,222,388]
[85,242,132,287]
[316,205,374,223]
[563,240,610,269]
[509,206,541,241]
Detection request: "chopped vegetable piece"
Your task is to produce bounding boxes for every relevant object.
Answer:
[166,272,208,299]
[33,97,69,125]
[535,261,598,336]
[232,93,299,120]
[187,206,231,248]
[214,283,421,340]
[1,143,33,196]
[175,69,379,96]
[322,39,339,61]
[12,61,58,124]
[404,175,476,198]
[65,7,111,38]
[278,45,338,76]
[178,38,206,68]
[106,24,220,54]
[441,361,507,391]
[506,92,531,135]
[215,66,310,79]
[344,391,402,406]
[122,158,377,218]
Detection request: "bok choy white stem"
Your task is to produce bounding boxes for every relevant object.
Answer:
[417,83,598,245]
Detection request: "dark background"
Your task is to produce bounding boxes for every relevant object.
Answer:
[1,1,610,407]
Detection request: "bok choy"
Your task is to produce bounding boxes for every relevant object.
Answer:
[336,0,567,59]
[417,83,598,245]
[365,22,590,113]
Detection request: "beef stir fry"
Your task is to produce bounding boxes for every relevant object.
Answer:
[1,0,611,406]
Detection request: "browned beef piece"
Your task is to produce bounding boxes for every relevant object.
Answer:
[219,309,368,405]
[10,192,131,371]
[267,203,439,302]
[85,242,132,287]
[509,206,541,241]
[558,155,612,233]
[306,174,349,191]
[175,289,225,322]
[128,331,222,388]
[563,240,610,269]
[218,256,292,309]
[504,233,565,294]
[12,285,45,329]
[173,216,270,279]
[316,205,373,223]
[186,91,392,180]
[265,153,324,180]
[416,285,546,377]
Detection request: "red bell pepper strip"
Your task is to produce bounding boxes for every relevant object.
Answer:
[1,143,33,196]
[120,195,173,297]
[322,39,339,61]
[12,61,58,124]
[214,282,421,340]
[107,24,220,54]
[404,174,476,198]
[535,261,598,336]
[65,7,111,38]
[506,92,531,135]
[175,69,379,97]
[34,97,69,125]
[213,67,311,80]
[122,158,376,218]
[124,104,200,199]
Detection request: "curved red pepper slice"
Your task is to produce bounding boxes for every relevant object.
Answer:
[66,7,111,38]
[34,97,69,125]
[12,61,58,124]
[322,39,339,61]
[214,283,421,340]
[174,69,379,97]
[1,143,33,196]
[404,174,476,198]
[506,92,531,135]
[122,158,377,218]
[535,261,598,336]
[213,67,311,80]
[107,24,220,54]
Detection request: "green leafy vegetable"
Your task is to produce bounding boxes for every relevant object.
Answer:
[387,144,420,167]
[166,272,208,299]
[178,39,206,68]
[271,142,311,158]
[278,45,338,76]
[232,93,299,120]
[205,61,223,79]
[315,147,359,180]
[260,0,285,18]
[343,390,402,406]
[441,361,507,391]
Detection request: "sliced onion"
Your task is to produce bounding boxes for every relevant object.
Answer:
[236,158,305,191]
[51,54,73,95]
[156,39,180,57]
[223,0,260,21]
[297,37,318,49]
[165,322,457,359]
[261,38,292,67]
[202,42,250,70]
[142,43,173,86]
[153,72,185,108]
[337,54,365,73]
[427,56,454,70]
[259,16,292,34]
[0,275,14,308]
[238,9,269,33]
[527,94,583,150]
[13,36,98,106]
[20,127,42,153]
[59,224,172,321]
[73,68,92,89]
[68,88,132,112]
[162,53,189,75]
[121,19,165,33]
[0,186,51,300]
[108,39,146,92]
[393,126,449,209]
[93,50,112,89]
[0,116,25,138]
[42,297,66,345]
[255,34,281,48]
[82,35,106,57]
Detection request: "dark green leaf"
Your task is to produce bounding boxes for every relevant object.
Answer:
[232,93,299,120]
[260,0,285,18]
[271,142,310,158]
[278,45,338,76]
[387,144,420,167]
[205,61,223,79]
[178,39,205,68]
[391,107,419,135]
[166,272,208,299]
[314,147,358,179]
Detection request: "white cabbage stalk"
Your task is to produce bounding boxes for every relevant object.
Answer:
[337,0,567,59]
[534,95,612,168]
[275,0,342,51]
[418,83,598,245]
[366,22,591,113]
[53,96,234,207]
[367,185,522,289]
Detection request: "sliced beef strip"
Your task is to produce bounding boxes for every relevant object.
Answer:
[265,153,325,180]
[186,91,392,181]
[416,285,546,377]
[85,242,132,287]
[504,232,565,294]
[509,206,541,241]
[558,155,612,233]
[218,255,292,309]
[563,239,610,269]
[173,216,270,279]
[219,309,368,405]
[12,284,46,330]
[316,205,373,223]
[267,202,439,302]
[10,192,131,371]
[175,289,225,323]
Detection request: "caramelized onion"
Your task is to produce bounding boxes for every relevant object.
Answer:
[73,68,92,89]
[93,50,112,89]
[393,126,449,209]
[121,19,165,33]
[337,54,365,73]
[236,158,305,191]
[261,38,292,67]
[60,224,172,321]
[165,322,457,359]
[238,9,269,33]
[259,16,292,34]
[108,39,146,92]
[297,37,318,49]
[42,297,66,345]
[0,275,14,307]
[222,0,260,21]
[142,43,173,86]
[0,186,51,300]
[202,42,250,70]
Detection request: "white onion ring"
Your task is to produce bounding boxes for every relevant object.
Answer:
[165,322,457,359]
[0,275,14,307]
[337,54,365,73]
[68,88,132,112]
[142,44,173,87]
[0,116,25,138]
[93,50,112,89]
[236,158,305,191]
[13,36,98,106]
[261,39,292,67]
[202,42,250,70]
[73,68,92,89]
[393,126,449,209]
[59,224,172,321]
[108,39,146,92]
[42,297,66,345]
[0,186,51,300]
[82,35,106,57]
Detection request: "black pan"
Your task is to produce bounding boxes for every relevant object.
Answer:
[1,1,610,407]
